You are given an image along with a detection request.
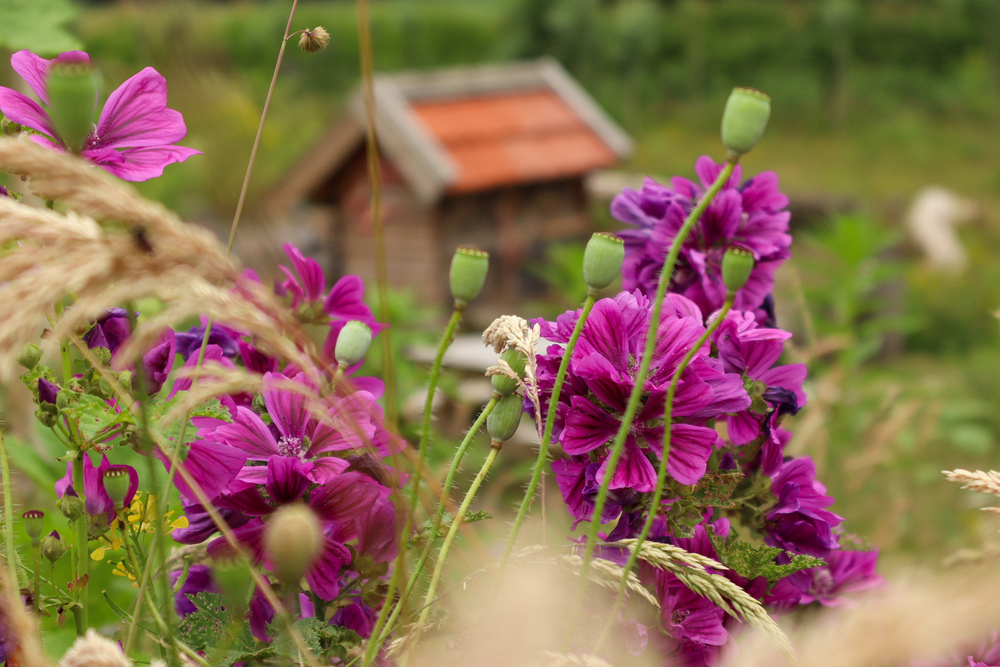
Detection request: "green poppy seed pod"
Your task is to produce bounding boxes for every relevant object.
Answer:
[449,246,489,306]
[721,245,755,295]
[335,321,373,367]
[491,347,527,396]
[264,504,323,585]
[582,232,624,291]
[486,393,523,444]
[299,26,331,53]
[101,468,132,511]
[16,343,42,369]
[721,87,771,158]
[57,495,85,521]
[40,532,66,563]
[22,510,44,544]
[47,61,97,153]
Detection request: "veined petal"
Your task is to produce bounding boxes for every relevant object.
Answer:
[310,472,381,524]
[561,395,619,455]
[213,406,280,459]
[324,274,375,322]
[93,67,188,148]
[262,372,308,440]
[0,87,60,139]
[11,50,90,104]
[281,243,326,302]
[81,144,200,182]
[304,537,351,600]
[665,424,719,485]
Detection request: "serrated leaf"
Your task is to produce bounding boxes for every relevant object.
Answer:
[271,617,362,661]
[464,509,492,523]
[0,0,82,54]
[691,471,745,509]
[66,393,135,441]
[709,530,824,585]
[176,592,230,651]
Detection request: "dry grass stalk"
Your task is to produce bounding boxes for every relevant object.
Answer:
[556,553,660,609]
[723,566,1000,667]
[944,469,1000,499]
[537,651,615,667]
[0,569,52,667]
[58,629,130,667]
[611,539,796,665]
[482,315,542,434]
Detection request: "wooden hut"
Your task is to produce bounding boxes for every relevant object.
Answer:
[267,58,632,315]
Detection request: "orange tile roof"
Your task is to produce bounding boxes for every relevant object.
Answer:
[411,89,618,193]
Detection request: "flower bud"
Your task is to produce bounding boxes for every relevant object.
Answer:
[57,494,85,522]
[721,87,771,157]
[582,232,624,291]
[487,393,523,444]
[41,531,66,563]
[35,408,57,428]
[17,343,42,369]
[101,467,132,511]
[449,246,489,306]
[491,347,526,396]
[263,504,323,585]
[47,60,98,153]
[0,118,22,136]
[299,26,331,53]
[721,245,755,295]
[335,321,373,367]
[22,510,44,544]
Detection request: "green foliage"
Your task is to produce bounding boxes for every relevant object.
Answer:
[690,472,745,510]
[0,0,81,54]
[708,530,824,586]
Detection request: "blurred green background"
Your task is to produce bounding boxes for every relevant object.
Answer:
[5,3,1000,646]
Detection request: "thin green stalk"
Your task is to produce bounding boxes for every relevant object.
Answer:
[0,426,17,591]
[578,159,736,582]
[412,306,464,508]
[500,290,598,571]
[31,546,40,615]
[374,395,498,647]
[593,295,735,652]
[404,442,504,663]
[71,457,88,628]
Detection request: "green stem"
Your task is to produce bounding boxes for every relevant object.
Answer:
[374,395,498,647]
[72,457,89,629]
[411,306,464,509]
[594,295,735,652]
[500,291,597,571]
[577,158,736,582]
[32,546,40,616]
[405,442,503,662]
[0,426,18,591]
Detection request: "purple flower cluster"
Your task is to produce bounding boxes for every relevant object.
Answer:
[613,156,791,321]
[536,161,879,664]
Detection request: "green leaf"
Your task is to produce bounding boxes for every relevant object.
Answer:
[690,471,745,509]
[709,530,824,585]
[464,509,492,523]
[176,592,230,651]
[65,393,135,441]
[0,0,81,56]
[272,617,362,662]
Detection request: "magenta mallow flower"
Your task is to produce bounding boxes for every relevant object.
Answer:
[0,50,200,181]
[765,456,843,558]
[276,243,383,366]
[537,290,749,524]
[613,156,791,318]
[55,453,138,521]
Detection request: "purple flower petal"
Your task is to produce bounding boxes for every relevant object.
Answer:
[310,472,381,524]
[0,87,59,139]
[303,537,351,600]
[281,243,326,303]
[264,456,311,505]
[262,372,308,441]
[92,67,187,149]
[81,144,201,182]
[211,407,280,460]
[665,424,719,485]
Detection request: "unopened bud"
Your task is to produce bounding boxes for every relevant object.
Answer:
[47,60,98,153]
[335,321,373,367]
[35,408,57,428]
[299,26,331,53]
[582,232,624,291]
[17,343,42,369]
[57,495,85,521]
[487,393,523,444]
[22,510,45,544]
[1,118,23,136]
[264,504,323,585]
[491,348,526,396]
[41,531,66,563]
[721,245,755,295]
[101,467,133,511]
[449,246,489,306]
[721,87,771,157]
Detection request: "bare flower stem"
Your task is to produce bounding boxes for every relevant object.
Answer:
[374,395,499,648]
[71,456,89,629]
[577,159,737,585]
[0,426,17,594]
[594,294,735,652]
[500,290,598,572]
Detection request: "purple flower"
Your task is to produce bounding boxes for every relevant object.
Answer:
[37,378,59,404]
[798,549,881,606]
[83,308,132,354]
[169,564,218,617]
[0,594,18,663]
[765,457,843,557]
[613,156,791,317]
[0,50,200,181]
[55,454,138,521]
[538,291,748,519]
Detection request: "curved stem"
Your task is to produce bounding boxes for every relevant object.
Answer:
[594,295,734,652]
[377,395,497,645]
[499,291,597,571]
[578,159,736,582]
[411,306,464,508]
[406,442,503,661]
[71,457,89,629]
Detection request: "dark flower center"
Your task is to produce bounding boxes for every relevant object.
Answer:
[278,436,305,459]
